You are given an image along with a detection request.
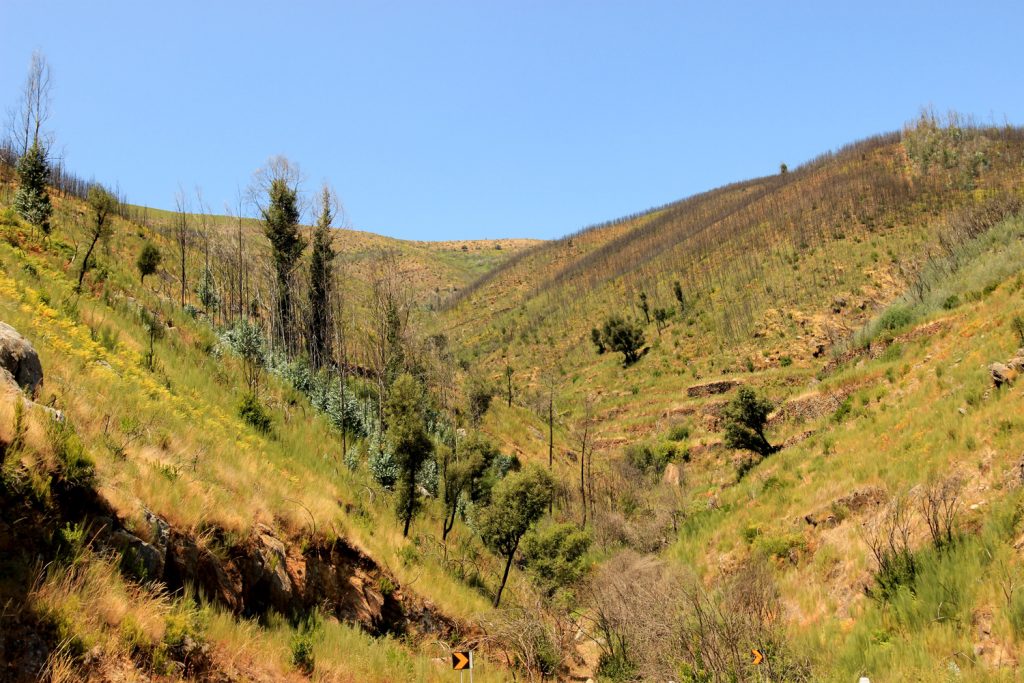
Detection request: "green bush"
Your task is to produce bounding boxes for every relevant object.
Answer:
[521,523,592,595]
[624,441,676,476]
[597,651,636,682]
[238,393,272,433]
[46,416,94,485]
[877,305,914,333]
[666,423,690,441]
[755,533,806,560]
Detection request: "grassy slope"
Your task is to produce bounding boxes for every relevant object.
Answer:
[432,126,1024,679]
[3,123,1024,680]
[0,197,517,681]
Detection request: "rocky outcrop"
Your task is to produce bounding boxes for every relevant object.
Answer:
[686,379,740,398]
[990,348,1024,388]
[803,486,886,528]
[0,322,43,396]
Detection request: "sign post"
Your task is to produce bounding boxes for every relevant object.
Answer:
[452,650,473,682]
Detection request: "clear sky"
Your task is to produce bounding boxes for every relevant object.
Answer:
[2,1,1022,240]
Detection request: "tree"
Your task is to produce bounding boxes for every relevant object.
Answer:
[224,319,265,398]
[595,316,645,365]
[723,387,778,457]
[441,432,497,542]
[477,464,554,607]
[196,267,219,311]
[307,186,337,368]
[173,189,193,308]
[780,162,788,174]
[638,291,650,325]
[253,157,305,352]
[13,141,52,236]
[77,186,116,292]
[139,308,164,371]
[590,327,606,354]
[386,373,434,537]
[504,358,514,407]
[6,51,53,157]
[652,307,671,335]
[672,281,686,316]
[136,242,161,284]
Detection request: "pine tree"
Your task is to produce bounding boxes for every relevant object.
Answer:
[258,164,305,352]
[307,187,336,368]
[13,142,52,236]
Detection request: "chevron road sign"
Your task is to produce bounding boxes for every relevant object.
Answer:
[452,650,472,670]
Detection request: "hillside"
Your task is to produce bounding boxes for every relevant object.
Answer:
[2,115,1024,682]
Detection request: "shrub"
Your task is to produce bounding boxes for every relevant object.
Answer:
[877,305,914,333]
[1012,315,1024,346]
[46,416,94,485]
[290,618,319,674]
[238,393,272,433]
[624,442,676,476]
[666,423,690,442]
[521,523,592,595]
[466,376,494,424]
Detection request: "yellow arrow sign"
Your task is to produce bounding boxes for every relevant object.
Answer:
[452,651,471,670]
[752,648,764,666]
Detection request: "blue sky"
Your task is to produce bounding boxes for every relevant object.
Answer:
[2,1,1022,240]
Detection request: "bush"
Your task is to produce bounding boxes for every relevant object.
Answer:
[596,651,637,682]
[238,393,272,433]
[1013,314,1024,346]
[466,376,494,424]
[46,416,94,484]
[877,305,914,333]
[521,523,592,595]
[290,617,319,674]
[666,423,690,441]
[624,442,676,476]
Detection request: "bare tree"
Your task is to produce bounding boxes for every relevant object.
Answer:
[575,395,594,528]
[173,189,193,308]
[6,51,53,157]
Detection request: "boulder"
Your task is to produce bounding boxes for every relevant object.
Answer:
[107,529,166,580]
[0,322,43,395]
[989,362,1017,388]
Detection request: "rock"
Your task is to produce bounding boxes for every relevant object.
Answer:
[253,525,294,608]
[0,322,44,395]
[686,379,739,398]
[662,463,682,487]
[143,508,170,556]
[107,529,166,580]
[989,362,1017,388]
